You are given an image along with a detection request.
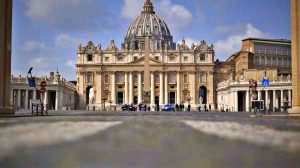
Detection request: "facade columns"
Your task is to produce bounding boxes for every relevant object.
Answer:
[233,91,238,112]
[289,0,300,113]
[96,72,102,106]
[159,72,164,105]
[129,72,133,104]
[0,0,13,114]
[273,90,277,111]
[189,72,196,105]
[44,91,48,110]
[281,90,284,110]
[55,90,60,110]
[288,89,292,106]
[111,72,116,104]
[17,90,21,109]
[138,72,142,104]
[164,72,169,104]
[150,72,155,105]
[265,90,269,111]
[176,72,181,104]
[25,90,29,110]
[246,90,249,112]
[125,72,129,104]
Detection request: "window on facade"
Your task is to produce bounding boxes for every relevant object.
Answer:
[283,58,287,66]
[104,74,110,83]
[155,74,159,83]
[86,73,93,83]
[184,56,188,62]
[134,56,138,61]
[278,57,282,66]
[87,55,93,61]
[261,56,266,65]
[267,57,271,65]
[169,56,175,61]
[155,56,159,61]
[117,57,124,61]
[105,57,109,62]
[272,57,277,66]
[116,73,124,83]
[134,75,138,84]
[200,54,206,61]
[183,74,188,83]
[255,56,260,65]
[200,73,207,83]
[168,73,176,83]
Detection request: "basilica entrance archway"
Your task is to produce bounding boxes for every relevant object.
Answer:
[86,86,93,105]
[199,86,207,104]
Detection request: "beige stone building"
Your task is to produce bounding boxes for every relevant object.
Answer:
[10,71,77,111]
[217,38,292,112]
[76,0,215,110]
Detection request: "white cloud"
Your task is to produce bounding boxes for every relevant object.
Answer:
[54,34,85,48]
[121,0,143,19]
[214,23,269,60]
[22,41,47,51]
[121,0,193,30]
[24,0,116,31]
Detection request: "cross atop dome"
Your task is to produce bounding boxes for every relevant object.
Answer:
[142,0,155,14]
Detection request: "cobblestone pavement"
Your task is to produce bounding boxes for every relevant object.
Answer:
[1,111,300,168]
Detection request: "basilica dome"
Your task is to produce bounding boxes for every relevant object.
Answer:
[122,0,175,51]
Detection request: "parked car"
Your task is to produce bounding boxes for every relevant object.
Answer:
[122,104,137,111]
[162,104,175,111]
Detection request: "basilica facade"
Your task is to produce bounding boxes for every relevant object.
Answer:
[76,0,215,110]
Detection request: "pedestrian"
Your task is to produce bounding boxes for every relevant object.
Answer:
[209,104,211,111]
[204,104,207,112]
[198,106,201,112]
[188,104,191,111]
[175,104,179,111]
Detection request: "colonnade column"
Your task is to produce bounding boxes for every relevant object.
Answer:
[44,91,47,111]
[25,90,28,110]
[265,90,269,111]
[234,91,238,112]
[55,90,60,110]
[176,72,181,104]
[0,0,13,114]
[164,72,169,104]
[96,72,102,106]
[189,72,196,105]
[138,72,142,104]
[273,90,277,112]
[159,72,164,105]
[129,72,133,104]
[125,72,129,104]
[246,90,249,112]
[289,0,300,113]
[281,90,284,111]
[111,72,116,105]
[16,90,21,109]
[150,72,155,105]
[288,89,292,106]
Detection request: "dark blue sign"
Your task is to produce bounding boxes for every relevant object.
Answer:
[262,78,270,87]
[28,78,36,88]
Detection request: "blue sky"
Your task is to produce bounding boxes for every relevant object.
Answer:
[12,0,290,80]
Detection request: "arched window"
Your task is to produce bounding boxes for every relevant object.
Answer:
[183,74,188,83]
[87,54,93,61]
[168,73,176,83]
[255,56,260,65]
[278,57,282,66]
[261,56,266,65]
[272,57,277,66]
[267,56,271,65]
[283,58,287,66]
[86,73,93,83]
[200,73,207,83]
[134,74,138,84]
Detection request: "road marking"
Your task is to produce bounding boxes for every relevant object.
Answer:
[183,120,300,152]
[0,121,122,159]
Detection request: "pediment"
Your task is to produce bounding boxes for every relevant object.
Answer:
[129,57,163,65]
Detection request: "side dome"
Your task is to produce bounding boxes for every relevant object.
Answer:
[122,0,175,51]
